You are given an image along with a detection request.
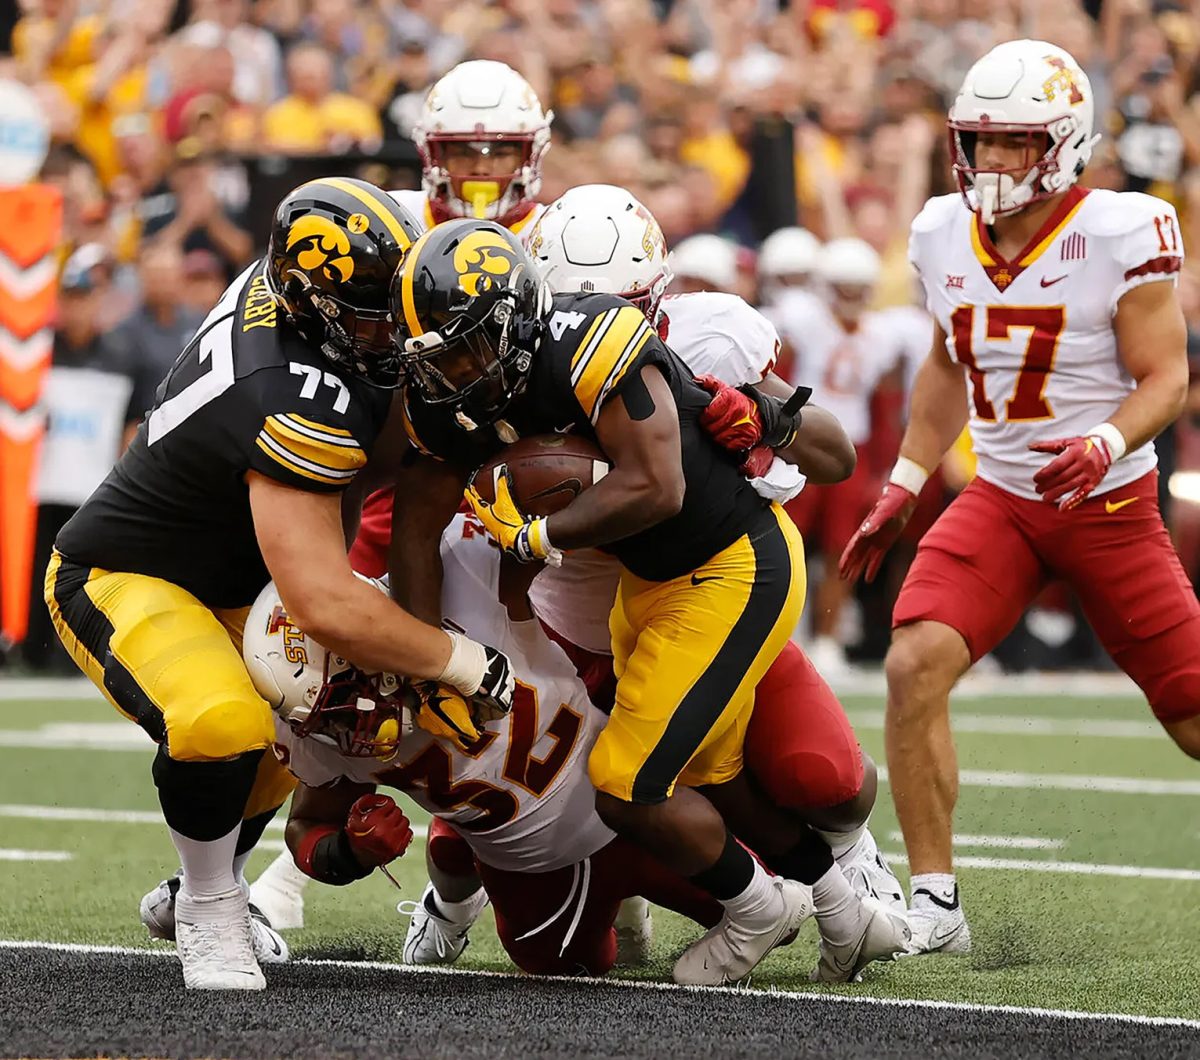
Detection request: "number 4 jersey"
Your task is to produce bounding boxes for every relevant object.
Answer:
[56,262,394,608]
[910,186,1183,500]
[275,514,615,874]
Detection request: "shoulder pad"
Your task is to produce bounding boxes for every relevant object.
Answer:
[910,194,963,236]
[1078,189,1176,238]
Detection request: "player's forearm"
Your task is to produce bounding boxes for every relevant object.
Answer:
[1107,364,1188,453]
[776,405,856,484]
[897,355,968,474]
[544,467,683,550]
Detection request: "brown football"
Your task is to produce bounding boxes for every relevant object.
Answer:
[473,434,610,517]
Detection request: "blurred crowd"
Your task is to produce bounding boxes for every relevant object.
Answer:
[7,0,1200,672]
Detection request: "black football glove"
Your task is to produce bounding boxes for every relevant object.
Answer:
[472,642,515,720]
[738,383,812,450]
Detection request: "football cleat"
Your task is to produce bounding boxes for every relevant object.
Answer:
[672,878,813,987]
[614,895,653,967]
[174,887,265,990]
[810,895,911,983]
[903,884,972,956]
[398,882,487,965]
[141,874,289,964]
[248,852,310,931]
[838,829,907,917]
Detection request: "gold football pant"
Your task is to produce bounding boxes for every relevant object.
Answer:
[589,503,806,804]
[44,551,295,822]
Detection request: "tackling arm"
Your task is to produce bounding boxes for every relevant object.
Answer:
[757,371,857,484]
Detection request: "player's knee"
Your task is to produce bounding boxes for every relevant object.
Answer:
[1150,672,1200,758]
[171,695,275,761]
[885,624,963,713]
[427,820,477,877]
[756,745,864,813]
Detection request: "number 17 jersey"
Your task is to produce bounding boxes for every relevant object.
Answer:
[909,187,1182,500]
[56,262,393,608]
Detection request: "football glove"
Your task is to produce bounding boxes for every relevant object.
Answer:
[696,376,810,453]
[838,483,919,584]
[1029,435,1114,510]
[412,680,507,751]
[465,464,563,566]
[344,794,414,868]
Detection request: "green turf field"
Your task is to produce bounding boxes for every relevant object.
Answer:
[1,686,1197,1020]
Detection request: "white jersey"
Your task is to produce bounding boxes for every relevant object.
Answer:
[528,291,805,655]
[771,296,899,446]
[910,188,1180,500]
[388,188,545,241]
[275,515,613,873]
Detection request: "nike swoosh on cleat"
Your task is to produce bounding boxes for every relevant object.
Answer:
[912,887,959,911]
[1039,274,1068,287]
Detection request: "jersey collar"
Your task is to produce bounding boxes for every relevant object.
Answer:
[971,185,1089,294]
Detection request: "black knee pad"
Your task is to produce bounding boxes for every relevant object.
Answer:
[237,806,282,857]
[152,746,265,841]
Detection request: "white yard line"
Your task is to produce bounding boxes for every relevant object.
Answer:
[883,850,1200,882]
[889,832,1064,851]
[0,849,72,862]
[877,767,1200,796]
[0,939,1195,1030]
[849,710,1161,739]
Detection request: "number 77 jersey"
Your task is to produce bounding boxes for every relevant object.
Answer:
[909,186,1183,500]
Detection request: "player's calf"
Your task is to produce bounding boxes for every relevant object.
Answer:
[1163,715,1200,760]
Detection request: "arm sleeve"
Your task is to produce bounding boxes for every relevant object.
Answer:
[1108,197,1185,315]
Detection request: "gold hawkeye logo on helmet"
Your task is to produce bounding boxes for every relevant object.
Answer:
[453,229,517,297]
[286,215,355,283]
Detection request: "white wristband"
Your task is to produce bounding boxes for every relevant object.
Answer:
[889,456,930,496]
[1086,422,1127,462]
[437,629,485,696]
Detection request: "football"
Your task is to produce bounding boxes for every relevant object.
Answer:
[473,434,609,517]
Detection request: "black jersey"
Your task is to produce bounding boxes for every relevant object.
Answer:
[402,291,771,581]
[56,262,393,609]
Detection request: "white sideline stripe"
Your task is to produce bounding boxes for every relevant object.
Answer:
[884,850,1200,882]
[890,832,1064,851]
[0,940,1195,1030]
[877,767,1200,796]
[0,849,72,862]
[849,710,1161,740]
[0,803,429,841]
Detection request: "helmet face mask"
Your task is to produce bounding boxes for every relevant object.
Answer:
[425,135,539,222]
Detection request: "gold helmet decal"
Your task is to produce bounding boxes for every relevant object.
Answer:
[453,229,517,297]
[1042,55,1084,105]
[286,215,355,283]
[635,204,665,261]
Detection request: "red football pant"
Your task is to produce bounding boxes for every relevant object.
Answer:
[784,444,873,556]
[349,487,394,578]
[427,817,720,976]
[894,471,1200,723]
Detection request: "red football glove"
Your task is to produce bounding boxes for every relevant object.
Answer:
[740,444,775,479]
[344,793,414,869]
[1029,436,1113,511]
[696,375,764,451]
[838,483,919,584]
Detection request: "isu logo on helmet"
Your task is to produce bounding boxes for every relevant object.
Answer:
[1042,55,1084,105]
[285,215,354,283]
[266,605,308,665]
[637,206,665,260]
[454,229,518,297]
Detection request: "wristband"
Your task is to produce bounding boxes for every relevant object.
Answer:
[1086,422,1127,462]
[295,826,372,886]
[525,518,564,567]
[437,629,485,697]
[888,456,930,496]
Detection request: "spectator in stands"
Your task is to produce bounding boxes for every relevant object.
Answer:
[262,41,383,154]
[180,248,227,317]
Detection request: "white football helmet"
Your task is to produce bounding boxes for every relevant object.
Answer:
[948,39,1100,223]
[669,234,738,293]
[527,184,672,322]
[243,581,414,758]
[758,227,820,281]
[414,60,552,226]
[816,238,881,289]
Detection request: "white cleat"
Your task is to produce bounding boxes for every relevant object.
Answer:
[614,895,653,967]
[248,852,309,931]
[673,878,813,987]
[903,884,972,956]
[141,875,289,965]
[838,829,906,918]
[810,895,911,983]
[174,887,265,990]
[398,882,486,965]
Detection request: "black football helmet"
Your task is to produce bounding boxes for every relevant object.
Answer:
[391,218,548,425]
[265,177,421,388]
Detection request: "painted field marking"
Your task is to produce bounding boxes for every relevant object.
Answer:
[883,850,1200,882]
[0,939,1196,1030]
[877,767,1200,796]
[849,710,1161,740]
[0,849,72,862]
[889,832,1064,851]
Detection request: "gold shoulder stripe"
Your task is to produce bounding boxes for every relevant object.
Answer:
[284,413,354,438]
[308,177,414,251]
[255,436,352,486]
[273,413,358,447]
[572,306,655,422]
[262,416,366,476]
[570,308,618,385]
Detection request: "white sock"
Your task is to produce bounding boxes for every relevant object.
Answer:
[816,823,866,860]
[233,851,251,887]
[257,850,312,893]
[719,861,779,924]
[170,823,240,898]
[812,863,866,946]
[433,886,487,921]
[910,872,957,905]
